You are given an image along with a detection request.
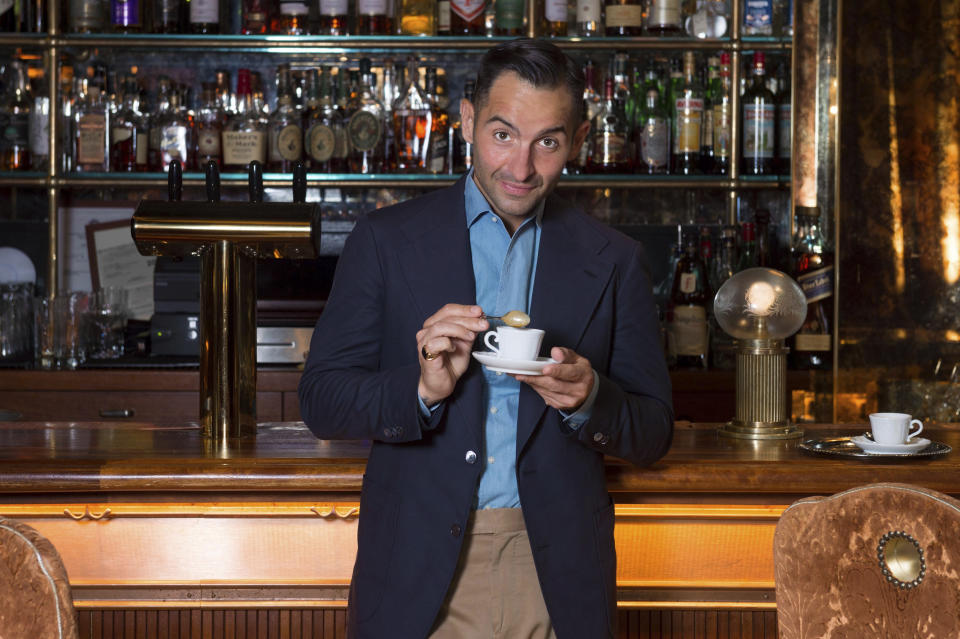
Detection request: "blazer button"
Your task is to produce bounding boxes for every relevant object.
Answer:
[465,450,477,464]
[383,428,392,438]
[593,432,604,443]
[450,523,462,537]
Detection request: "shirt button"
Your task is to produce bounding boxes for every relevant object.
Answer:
[490,406,498,414]
[450,524,462,537]
[465,450,477,464]
[488,456,495,464]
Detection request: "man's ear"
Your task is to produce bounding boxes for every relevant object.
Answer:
[460,98,476,145]
[568,119,591,161]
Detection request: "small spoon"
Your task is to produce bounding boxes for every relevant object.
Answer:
[484,310,531,328]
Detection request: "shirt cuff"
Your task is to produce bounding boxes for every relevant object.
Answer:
[559,369,600,429]
[418,394,442,418]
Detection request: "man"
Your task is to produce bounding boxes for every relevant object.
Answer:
[298,39,673,639]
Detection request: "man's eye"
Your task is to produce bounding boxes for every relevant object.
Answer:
[540,138,559,149]
[494,131,510,141]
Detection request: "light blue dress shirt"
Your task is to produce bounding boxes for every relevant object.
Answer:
[422,173,599,510]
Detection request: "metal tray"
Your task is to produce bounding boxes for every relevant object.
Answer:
[799,437,952,459]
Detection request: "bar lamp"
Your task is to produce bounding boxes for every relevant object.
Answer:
[714,267,807,439]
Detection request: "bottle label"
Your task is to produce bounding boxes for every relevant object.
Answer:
[347,110,382,152]
[674,97,703,154]
[604,4,644,27]
[29,98,49,156]
[451,0,486,22]
[797,264,833,304]
[495,0,524,28]
[198,127,221,157]
[671,305,708,357]
[272,123,303,161]
[649,0,680,26]
[430,129,448,173]
[320,0,348,14]
[3,112,30,147]
[0,0,13,15]
[576,0,601,23]
[743,103,775,158]
[111,0,139,26]
[597,132,627,166]
[545,0,566,22]
[307,123,336,162]
[190,0,219,23]
[161,125,188,161]
[77,114,106,165]
[794,333,831,352]
[744,0,772,33]
[778,103,791,159]
[438,0,451,29]
[136,132,148,165]
[679,272,697,294]
[640,117,668,169]
[223,130,266,165]
[111,127,133,143]
[357,0,387,14]
[713,102,730,158]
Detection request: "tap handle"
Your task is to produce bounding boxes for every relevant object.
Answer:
[167,159,183,202]
[292,161,307,203]
[248,160,264,203]
[205,160,221,202]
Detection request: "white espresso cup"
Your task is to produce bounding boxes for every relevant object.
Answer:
[869,412,923,445]
[484,326,544,361]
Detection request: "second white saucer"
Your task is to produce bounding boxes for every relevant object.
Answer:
[851,435,931,455]
[472,351,556,376]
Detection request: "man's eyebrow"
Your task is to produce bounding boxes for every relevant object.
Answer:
[484,116,568,138]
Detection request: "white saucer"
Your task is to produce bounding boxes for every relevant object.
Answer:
[472,351,556,376]
[851,435,931,455]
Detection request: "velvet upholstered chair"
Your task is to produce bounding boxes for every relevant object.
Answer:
[0,517,78,639]
[774,482,960,638]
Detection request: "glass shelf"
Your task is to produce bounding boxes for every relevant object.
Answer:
[0,33,48,47]
[0,172,47,186]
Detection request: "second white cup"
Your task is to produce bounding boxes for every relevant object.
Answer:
[869,412,923,445]
[484,326,544,361]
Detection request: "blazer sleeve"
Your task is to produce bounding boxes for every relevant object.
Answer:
[297,215,434,443]
[572,242,674,468]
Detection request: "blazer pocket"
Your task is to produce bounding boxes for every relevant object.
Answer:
[593,498,617,635]
[353,476,401,623]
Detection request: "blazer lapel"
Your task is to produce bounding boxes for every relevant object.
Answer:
[517,199,614,455]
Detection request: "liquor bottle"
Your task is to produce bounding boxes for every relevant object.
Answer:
[272,0,310,33]
[266,67,302,172]
[195,83,224,168]
[743,0,772,35]
[587,77,630,174]
[110,77,148,172]
[711,51,731,175]
[304,66,345,172]
[495,0,524,35]
[345,59,384,174]
[742,51,776,175]
[672,51,702,175]
[241,0,270,32]
[646,0,682,35]
[316,0,347,32]
[251,70,270,117]
[775,60,791,175]
[223,68,268,171]
[754,208,772,267]
[159,87,195,171]
[575,0,601,36]
[567,58,600,175]
[147,77,172,171]
[356,0,390,33]
[699,55,719,173]
[698,225,713,278]
[636,86,670,175]
[773,0,792,37]
[450,78,473,174]
[542,0,566,36]
[1,0,19,30]
[398,0,436,34]
[450,0,485,34]
[790,208,833,370]
[709,225,737,369]
[423,67,448,174]
[0,61,32,171]
[215,69,235,116]
[393,59,433,173]
[69,0,106,32]
[29,73,50,171]
[604,0,643,36]
[669,235,710,369]
[437,0,450,33]
[380,61,402,171]
[111,0,142,31]
[153,0,182,31]
[189,0,221,32]
[74,80,110,172]
[736,221,757,271]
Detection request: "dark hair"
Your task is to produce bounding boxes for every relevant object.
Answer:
[472,38,586,125]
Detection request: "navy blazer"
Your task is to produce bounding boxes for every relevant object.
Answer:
[299,176,674,639]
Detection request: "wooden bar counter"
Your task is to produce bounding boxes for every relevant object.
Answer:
[1,420,956,638]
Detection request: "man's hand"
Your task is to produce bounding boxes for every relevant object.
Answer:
[417,304,488,406]
[515,346,594,412]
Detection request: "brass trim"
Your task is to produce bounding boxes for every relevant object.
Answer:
[63,506,112,521]
[877,531,925,590]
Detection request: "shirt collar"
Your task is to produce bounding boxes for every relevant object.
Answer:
[463,170,545,230]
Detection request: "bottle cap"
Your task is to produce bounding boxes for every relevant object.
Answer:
[236,68,252,96]
[741,221,756,241]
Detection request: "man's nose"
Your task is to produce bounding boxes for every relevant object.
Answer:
[507,144,535,181]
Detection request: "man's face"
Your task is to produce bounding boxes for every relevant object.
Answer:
[461,71,589,232]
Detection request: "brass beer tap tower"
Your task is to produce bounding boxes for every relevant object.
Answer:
[132,161,320,444]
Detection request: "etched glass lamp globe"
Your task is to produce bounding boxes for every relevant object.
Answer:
[714,268,807,440]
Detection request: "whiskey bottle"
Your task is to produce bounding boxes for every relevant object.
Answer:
[646,0,682,35]
[318,0,349,33]
[437,0,451,34]
[69,0,106,32]
[110,76,149,172]
[566,58,600,175]
[29,73,50,171]
[636,87,670,174]
[392,59,433,173]
[604,0,643,36]
[790,208,833,370]
[222,68,268,171]
[699,55,719,173]
[153,0,182,31]
[449,78,473,174]
[304,66,345,173]
[672,51,703,175]
[711,51,732,175]
[380,61,402,172]
[272,0,310,33]
[742,51,776,175]
[241,0,270,33]
[575,0,601,36]
[159,87,196,171]
[268,67,303,172]
[587,77,630,174]
[74,80,110,172]
[110,0,142,31]
[356,0,390,33]
[450,0,485,34]
[195,83,224,168]
[495,0,524,34]
[423,67,448,174]
[398,0,436,34]
[189,0,221,33]
[775,60,791,175]
[542,0,566,35]
[0,61,31,171]
[345,59,384,174]
[669,236,710,369]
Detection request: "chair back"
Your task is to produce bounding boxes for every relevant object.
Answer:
[0,517,78,639]
[774,482,960,638]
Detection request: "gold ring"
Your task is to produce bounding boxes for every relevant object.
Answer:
[421,345,438,361]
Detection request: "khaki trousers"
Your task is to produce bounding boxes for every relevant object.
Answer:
[429,508,556,639]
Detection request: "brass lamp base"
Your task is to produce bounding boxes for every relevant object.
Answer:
[718,420,804,440]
